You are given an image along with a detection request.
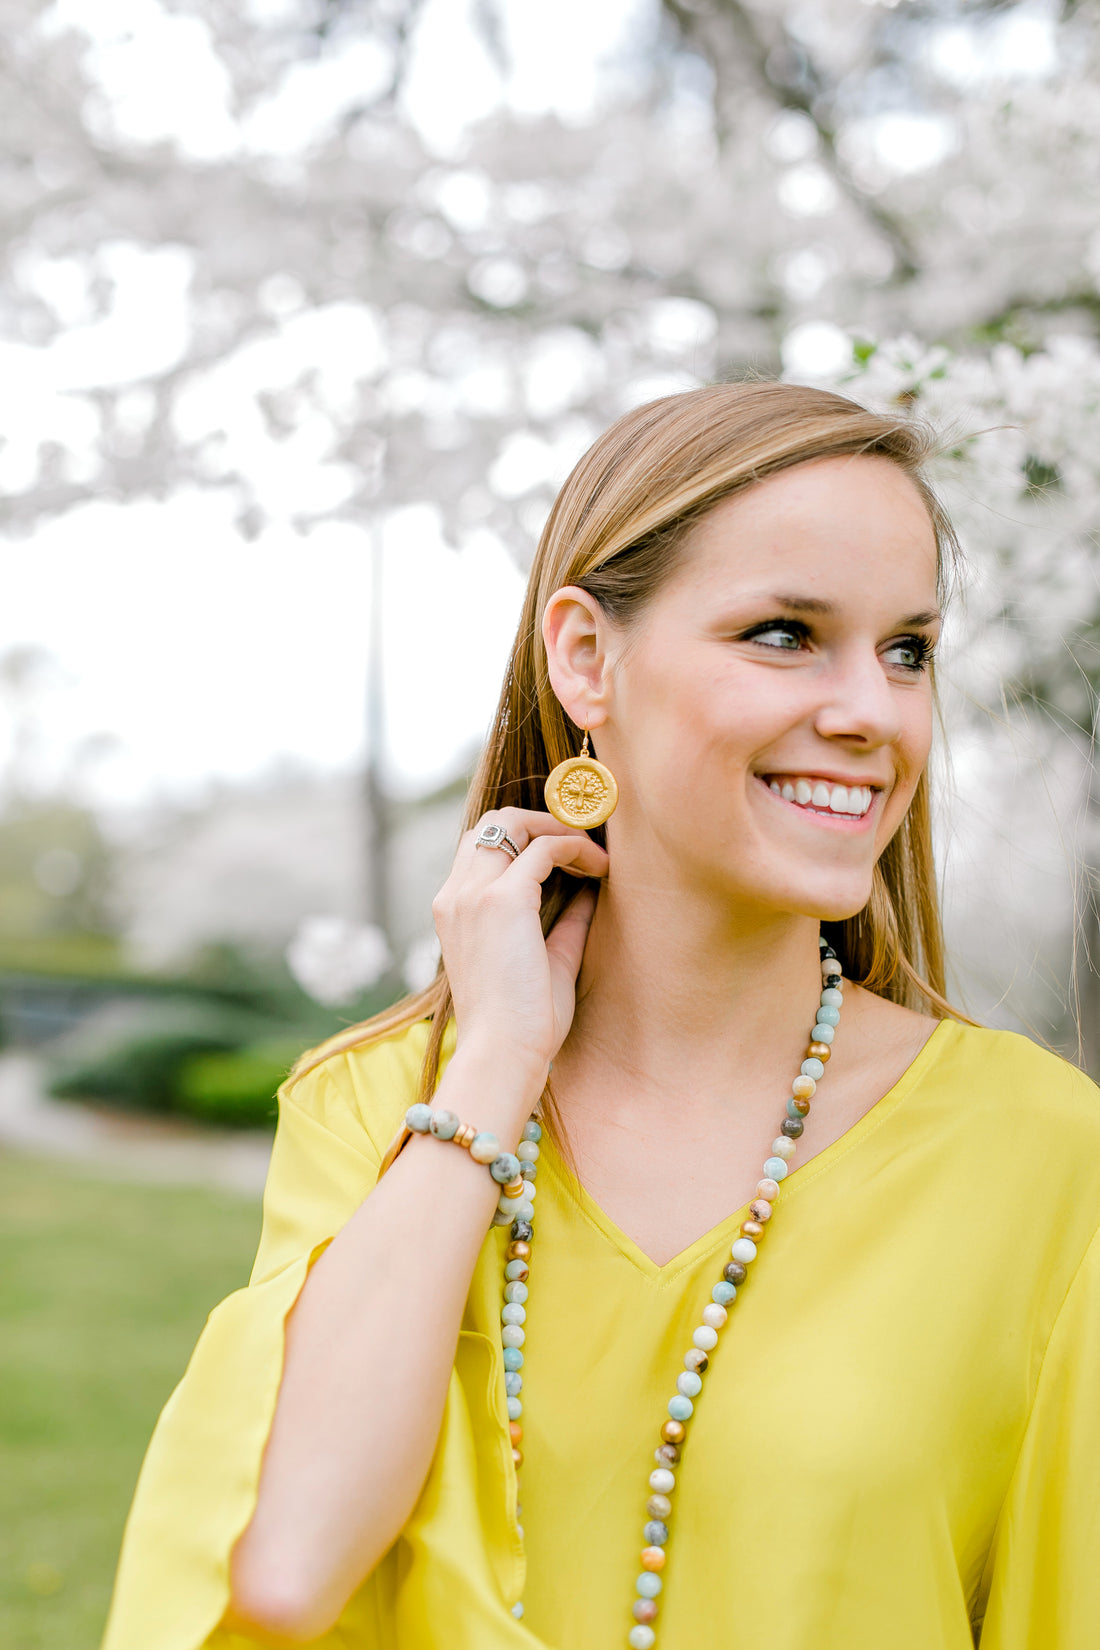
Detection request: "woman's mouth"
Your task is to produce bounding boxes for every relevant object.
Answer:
[758,774,878,820]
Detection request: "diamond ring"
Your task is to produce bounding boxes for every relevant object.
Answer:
[475,823,520,859]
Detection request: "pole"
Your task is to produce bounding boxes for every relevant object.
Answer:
[364,525,391,941]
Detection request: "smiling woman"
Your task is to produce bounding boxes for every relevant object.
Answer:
[103,383,1100,1650]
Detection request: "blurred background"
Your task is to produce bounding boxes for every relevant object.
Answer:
[2,0,1100,1642]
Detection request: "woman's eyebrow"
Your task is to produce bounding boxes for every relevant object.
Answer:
[755,594,942,628]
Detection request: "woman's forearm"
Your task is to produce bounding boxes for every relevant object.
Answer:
[227,1042,544,1642]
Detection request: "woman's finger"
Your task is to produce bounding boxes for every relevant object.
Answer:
[508,830,609,885]
[544,883,599,978]
[460,806,594,858]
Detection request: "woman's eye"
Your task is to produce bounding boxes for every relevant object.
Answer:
[884,636,935,672]
[743,621,807,652]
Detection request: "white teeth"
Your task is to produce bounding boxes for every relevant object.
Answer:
[767,777,874,816]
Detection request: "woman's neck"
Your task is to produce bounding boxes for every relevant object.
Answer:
[557,872,827,1111]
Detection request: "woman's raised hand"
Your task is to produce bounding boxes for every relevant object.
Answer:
[431,808,609,1085]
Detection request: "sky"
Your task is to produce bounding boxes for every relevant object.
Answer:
[2,0,1058,811]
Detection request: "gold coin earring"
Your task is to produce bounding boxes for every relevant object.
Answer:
[544,728,619,828]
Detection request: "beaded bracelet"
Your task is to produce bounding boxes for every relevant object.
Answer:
[400,1104,534,1225]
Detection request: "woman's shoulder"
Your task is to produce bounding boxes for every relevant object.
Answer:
[932,1019,1100,1124]
[280,1015,452,1162]
[918,1021,1100,1225]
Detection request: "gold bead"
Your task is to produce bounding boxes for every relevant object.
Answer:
[740,1219,764,1240]
[452,1122,476,1149]
[808,1042,831,1062]
[504,1177,525,1198]
[507,1240,531,1261]
[661,1419,685,1445]
[512,1447,523,1468]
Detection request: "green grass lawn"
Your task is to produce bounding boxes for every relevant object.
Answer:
[0,1151,262,1650]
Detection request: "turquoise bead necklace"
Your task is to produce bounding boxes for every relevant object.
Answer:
[491,936,845,1646]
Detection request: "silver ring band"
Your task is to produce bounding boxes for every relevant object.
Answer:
[475,823,520,859]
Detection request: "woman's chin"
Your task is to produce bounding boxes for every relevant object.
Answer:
[766,871,875,926]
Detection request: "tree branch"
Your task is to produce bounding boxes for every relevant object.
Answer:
[660,0,920,282]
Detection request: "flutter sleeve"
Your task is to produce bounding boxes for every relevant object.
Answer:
[102,1058,385,1650]
[976,1225,1100,1649]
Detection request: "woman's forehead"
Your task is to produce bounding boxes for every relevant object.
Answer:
[673,455,939,594]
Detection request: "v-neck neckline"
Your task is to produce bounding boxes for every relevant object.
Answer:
[536,1017,955,1284]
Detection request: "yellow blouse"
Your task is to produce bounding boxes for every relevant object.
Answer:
[103,1018,1100,1650]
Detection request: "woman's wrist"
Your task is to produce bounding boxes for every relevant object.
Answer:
[435,1037,550,1140]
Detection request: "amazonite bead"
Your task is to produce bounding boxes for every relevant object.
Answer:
[503,1347,524,1370]
[521,1120,542,1142]
[801,1057,825,1080]
[501,1325,525,1349]
[731,1236,758,1263]
[772,1137,796,1159]
[692,1325,718,1351]
[505,1372,522,1396]
[820,987,844,1007]
[644,1520,669,1545]
[763,1156,788,1180]
[520,1161,537,1180]
[504,1281,528,1304]
[498,1190,520,1214]
[512,1601,524,1619]
[712,1281,736,1305]
[512,1199,535,1222]
[470,1132,501,1164]
[817,1004,840,1025]
[521,1179,538,1200]
[812,1020,835,1043]
[507,1396,522,1420]
[504,1259,528,1281]
[702,1302,727,1329]
[649,1467,675,1494]
[429,1109,460,1140]
[628,1628,656,1650]
[405,1103,433,1133]
[490,1153,521,1184]
[636,1572,663,1598]
[502,1303,526,1326]
[517,1140,539,1162]
[668,1394,694,1421]
[677,1371,702,1398]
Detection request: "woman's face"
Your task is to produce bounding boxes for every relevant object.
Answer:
[594,454,942,924]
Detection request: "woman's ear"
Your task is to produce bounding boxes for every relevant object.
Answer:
[542,585,613,730]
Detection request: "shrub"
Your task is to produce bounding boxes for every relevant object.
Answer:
[175,1042,302,1129]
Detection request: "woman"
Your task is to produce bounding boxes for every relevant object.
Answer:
[104,382,1100,1650]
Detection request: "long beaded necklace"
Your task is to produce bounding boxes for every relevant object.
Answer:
[491,938,845,1646]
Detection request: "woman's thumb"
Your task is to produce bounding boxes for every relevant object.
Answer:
[545,883,599,976]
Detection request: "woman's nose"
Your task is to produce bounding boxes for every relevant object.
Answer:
[812,650,902,747]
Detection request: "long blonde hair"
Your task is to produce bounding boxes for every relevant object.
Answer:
[293,381,969,1103]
